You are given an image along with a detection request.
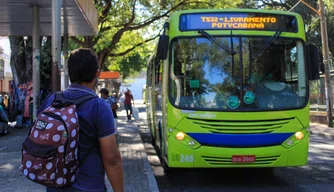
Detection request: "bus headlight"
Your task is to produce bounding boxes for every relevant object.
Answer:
[188,140,195,146]
[295,131,304,140]
[176,132,185,140]
[286,139,293,146]
[282,129,307,149]
[169,128,201,149]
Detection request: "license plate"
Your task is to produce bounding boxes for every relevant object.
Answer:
[232,155,256,163]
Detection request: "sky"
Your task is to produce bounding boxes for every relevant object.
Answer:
[0,37,10,55]
[120,77,146,100]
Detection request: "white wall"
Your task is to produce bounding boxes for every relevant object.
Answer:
[0,53,12,78]
[120,78,146,100]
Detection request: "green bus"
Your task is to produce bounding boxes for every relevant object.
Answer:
[145,9,320,171]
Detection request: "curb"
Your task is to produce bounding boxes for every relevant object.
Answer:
[133,120,159,192]
[116,112,160,192]
[136,129,160,192]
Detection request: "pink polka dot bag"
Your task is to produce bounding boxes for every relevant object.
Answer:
[20,92,96,188]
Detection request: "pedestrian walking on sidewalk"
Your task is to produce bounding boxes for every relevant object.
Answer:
[37,48,124,192]
[124,89,134,122]
[100,88,119,134]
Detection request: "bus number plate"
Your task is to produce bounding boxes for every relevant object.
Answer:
[180,154,194,163]
[232,155,256,163]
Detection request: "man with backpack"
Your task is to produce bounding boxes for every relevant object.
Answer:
[100,88,118,134]
[20,48,124,192]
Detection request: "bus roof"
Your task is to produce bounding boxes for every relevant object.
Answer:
[169,9,303,19]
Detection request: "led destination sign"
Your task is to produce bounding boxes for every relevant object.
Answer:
[179,13,297,32]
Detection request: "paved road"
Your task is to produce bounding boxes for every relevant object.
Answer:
[136,106,334,192]
[0,111,159,192]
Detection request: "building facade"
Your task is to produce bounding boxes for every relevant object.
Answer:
[0,52,13,94]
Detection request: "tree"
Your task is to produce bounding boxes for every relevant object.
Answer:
[9,36,52,88]
[10,0,243,86]
[237,0,334,60]
[9,37,32,85]
[109,52,147,80]
[70,0,242,73]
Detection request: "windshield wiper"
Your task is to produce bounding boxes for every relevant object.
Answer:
[198,30,237,55]
[251,31,282,61]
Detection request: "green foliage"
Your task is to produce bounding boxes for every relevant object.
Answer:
[239,0,334,65]
[9,36,52,87]
[40,37,52,88]
[109,52,147,79]
[69,0,241,80]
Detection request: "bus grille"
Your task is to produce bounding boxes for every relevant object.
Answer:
[189,117,294,134]
[202,155,280,166]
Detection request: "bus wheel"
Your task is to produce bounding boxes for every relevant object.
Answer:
[160,155,179,173]
[161,156,171,173]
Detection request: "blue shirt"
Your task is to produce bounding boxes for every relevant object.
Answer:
[39,84,115,192]
[104,96,117,106]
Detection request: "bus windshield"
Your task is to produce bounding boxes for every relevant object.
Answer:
[169,36,307,111]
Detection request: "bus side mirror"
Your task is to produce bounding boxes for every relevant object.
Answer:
[156,35,169,60]
[307,44,320,80]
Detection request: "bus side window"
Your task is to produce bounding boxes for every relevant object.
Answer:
[155,60,163,85]
[154,60,163,110]
[147,61,152,87]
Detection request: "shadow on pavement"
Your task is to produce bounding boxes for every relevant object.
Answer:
[136,102,334,192]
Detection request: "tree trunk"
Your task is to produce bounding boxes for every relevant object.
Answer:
[97,49,109,70]
[9,37,22,85]
[9,37,33,85]
[84,36,93,48]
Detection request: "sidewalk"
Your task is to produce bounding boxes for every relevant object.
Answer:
[114,109,159,192]
[0,105,159,192]
[310,123,334,139]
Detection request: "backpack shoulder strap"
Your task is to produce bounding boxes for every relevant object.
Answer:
[53,92,97,107]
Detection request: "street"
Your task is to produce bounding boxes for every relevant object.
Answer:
[1,104,334,192]
[136,106,334,192]
[1,1,333,192]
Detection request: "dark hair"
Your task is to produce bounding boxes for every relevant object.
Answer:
[68,48,99,83]
[100,88,109,96]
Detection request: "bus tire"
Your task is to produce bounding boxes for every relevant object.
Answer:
[161,156,171,173]
[160,155,180,173]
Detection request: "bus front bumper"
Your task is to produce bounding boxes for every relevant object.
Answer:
[166,133,309,168]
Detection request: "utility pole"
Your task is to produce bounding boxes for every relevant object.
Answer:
[32,5,40,121]
[289,0,333,127]
[52,0,62,92]
[64,33,69,89]
[63,0,69,89]
[319,0,333,127]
